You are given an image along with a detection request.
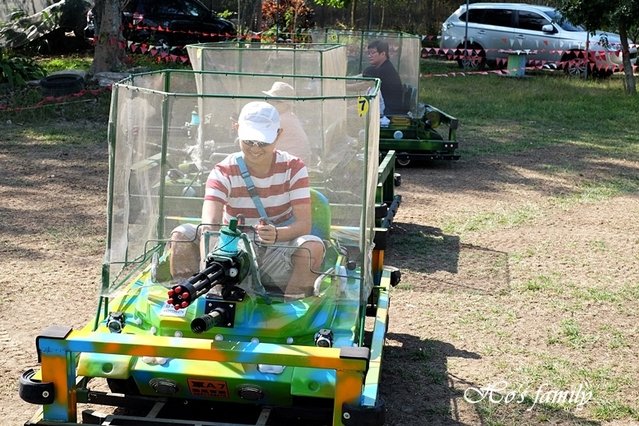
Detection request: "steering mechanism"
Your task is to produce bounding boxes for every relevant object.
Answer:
[167,218,253,309]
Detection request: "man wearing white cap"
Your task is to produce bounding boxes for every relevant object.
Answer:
[262,81,312,165]
[171,101,324,299]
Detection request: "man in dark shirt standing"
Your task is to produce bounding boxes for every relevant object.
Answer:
[363,40,406,115]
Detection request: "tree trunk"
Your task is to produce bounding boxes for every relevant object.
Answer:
[350,0,357,29]
[90,0,126,75]
[246,0,261,33]
[618,24,636,95]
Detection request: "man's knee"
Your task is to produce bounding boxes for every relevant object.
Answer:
[169,226,200,279]
[293,240,325,270]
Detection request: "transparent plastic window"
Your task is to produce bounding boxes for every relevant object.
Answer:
[104,71,380,305]
[187,42,349,78]
[310,29,421,96]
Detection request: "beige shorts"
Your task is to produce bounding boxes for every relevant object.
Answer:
[169,223,324,291]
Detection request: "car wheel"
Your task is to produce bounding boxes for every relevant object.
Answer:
[396,153,411,167]
[151,37,172,55]
[562,51,588,77]
[40,73,85,97]
[591,66,614,79]
[457,43,485,70]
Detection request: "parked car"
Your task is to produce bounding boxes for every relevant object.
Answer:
[439,2,637,77]
[85,0,236,48]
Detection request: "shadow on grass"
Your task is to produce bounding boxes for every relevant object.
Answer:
[389,221,461,274]
[381,332,482,425]
[381,332,601,426]
[411,147,637,205]
[420,73,639,201]
[387,221,510,294]
[0,124,108,261]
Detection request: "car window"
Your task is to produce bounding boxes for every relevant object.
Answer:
[462,8,514,28]
[517,11,549,31]
[126,0,152,13]
[157,0,206,17]
[545,9,585,32]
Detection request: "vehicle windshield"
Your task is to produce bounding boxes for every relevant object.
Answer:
[311,30,421,112]
[188,42,348,77]
[105,70,381,305]
[546,10,585,32]
[189,33,421,116]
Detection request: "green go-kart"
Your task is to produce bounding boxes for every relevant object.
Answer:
[313,29,460,166]
[19,70,401,426]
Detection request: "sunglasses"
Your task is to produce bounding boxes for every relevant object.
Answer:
[242,140,271,148]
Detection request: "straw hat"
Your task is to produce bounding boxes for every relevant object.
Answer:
[262,81,295,97]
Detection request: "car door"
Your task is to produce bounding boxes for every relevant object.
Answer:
[169,0,230,41]
[155,0,203,33]
[514,10,555,63]
[466,8,516,62]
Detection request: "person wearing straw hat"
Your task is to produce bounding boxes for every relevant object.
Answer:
[261,81,312,165]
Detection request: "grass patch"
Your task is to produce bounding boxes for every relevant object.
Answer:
[43,231,105,254]
[561,319,592,348]
[570,283,639,304]
[393,282,414,291]
[519,274,562,293]
[547,318,598,349]
[552,178,639,208]
[424,64,639,163]
[473,395,586,426]
[592,401,639,420]
[599,325,629,350]
[509,356,635,421]
[442,204,541,234]
[38,54,93,73]
[0,123,108,150]
[421,57,460,75]
[23,125,107,147]
[1,89,111,125]
[2,53,184,122]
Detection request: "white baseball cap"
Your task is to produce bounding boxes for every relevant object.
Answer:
[262,81,295,97]
[237,101,281,144]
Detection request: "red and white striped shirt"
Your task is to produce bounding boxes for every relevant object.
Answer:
[205,151,310,226]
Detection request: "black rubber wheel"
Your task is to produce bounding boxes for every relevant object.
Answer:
[396,153,411,167]
[562,51,588,78]
[457,43,486,70]
[40,73,85,97]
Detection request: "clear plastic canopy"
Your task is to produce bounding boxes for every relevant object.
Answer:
[311,29,421,109]
[105,70,380,302]
[187,41,348,78]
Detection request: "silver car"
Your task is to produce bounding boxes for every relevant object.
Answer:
[439,2,636,76]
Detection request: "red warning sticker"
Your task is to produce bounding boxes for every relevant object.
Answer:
[187,378,229,398]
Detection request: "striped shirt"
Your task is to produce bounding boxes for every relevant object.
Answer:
[205,151,310,226]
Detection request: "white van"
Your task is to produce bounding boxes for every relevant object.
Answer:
[439,2,636,76]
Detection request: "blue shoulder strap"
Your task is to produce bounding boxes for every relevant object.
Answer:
[236,155,270,221]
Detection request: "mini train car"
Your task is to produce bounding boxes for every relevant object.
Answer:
[313,29,460,165]
[19,70,401,426]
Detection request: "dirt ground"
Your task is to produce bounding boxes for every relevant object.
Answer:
[1,120,638,426]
